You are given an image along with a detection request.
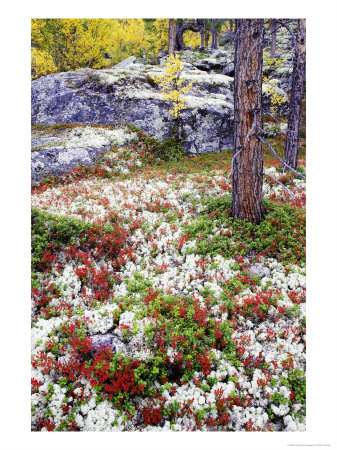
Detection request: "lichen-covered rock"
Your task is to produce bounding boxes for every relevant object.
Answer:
[247,263,271,279]
[31,125,137,182]
[91,333,126,354]
[31,146,104,183]
[31,64,235,154]
[114,56,136,67]
[31,44,292,154]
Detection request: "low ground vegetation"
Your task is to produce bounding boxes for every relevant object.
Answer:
[31,122,306,431]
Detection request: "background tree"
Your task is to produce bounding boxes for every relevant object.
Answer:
[31,19,65,72]
[145,19,200,57]
[168,19,175,56]
[200,19,205,48]
[284,19,306,170]
[211,19,218,49]
[31,48,57,80]
[270,19,277,58]
[202,19,213,48]
[109,19,147,63]
[32,19,150,76]
[145,19,169,57]
[229,19,235,44]
[174,19,203,51]
[232,19,265,224]
[211,19,223,49]
[81,19,115,68]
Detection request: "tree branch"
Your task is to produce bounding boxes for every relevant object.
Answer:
[265,114,287,139]
[276,19,298,49]
[263,172,297,204]
[245,111,257,143]
[256,127,306,179]
[226,148,243,184]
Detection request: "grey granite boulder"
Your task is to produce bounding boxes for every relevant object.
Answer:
[31,64,235,154]
[210,50,229,59]
[91,333,127,354]
[222,63,235,76]
[31,125,138,182]
[115,56,136,67]
[31,136,58,147]
[31,47,291,154]
[31,146,107,183]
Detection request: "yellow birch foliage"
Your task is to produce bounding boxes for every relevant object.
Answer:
[263,76,286,113]
[153,55,194,118]
[109,19,147,63]
[32,19,108,71]
[153,19,169,50]
[184,30,200,49]
[31,48,57,80]
[64,19,113,69]
[263,51,287,113]
[144,19,169,57]
[32,18,149,72]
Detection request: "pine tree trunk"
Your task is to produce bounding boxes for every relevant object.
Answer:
[232,19,265,224]
[201,30,204,48]
[205,31,210,48]
[270,19,277,58]
[200,19,205,48]
[284,19,306,170]
[168,19,175,56]
[175,19,185,51]
[211,19,218,49]
[229,19,234,44]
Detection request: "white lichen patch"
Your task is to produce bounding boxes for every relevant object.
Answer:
[183,93,233,110]
[37,126,137,151]
[85,64,234,110]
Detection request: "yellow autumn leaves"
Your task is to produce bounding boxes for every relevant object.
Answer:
[153,55,194,118]
[262,52,287,113]
[31,19,151,79]
[31,19,208,80]
[263,76,287,113]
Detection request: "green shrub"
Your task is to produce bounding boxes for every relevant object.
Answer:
[154,137,187,162]
[31,208,92,270]
[288,369,306,407]
[184,196,305,263]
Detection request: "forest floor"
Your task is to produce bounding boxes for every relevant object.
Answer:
[31,124,306,431]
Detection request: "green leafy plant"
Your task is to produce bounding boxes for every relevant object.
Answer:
[184,196,305,263]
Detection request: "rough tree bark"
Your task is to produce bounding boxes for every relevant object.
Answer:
[168,19,175,56]
[229,19,235,44]
[175,20,185,50]
[284,19,306,170]
[232,19,265,224]
[205,31,210,48]
[270,19,277,58]
[211,19,218,50]
[200,19,205,48]
[174,19,202,51]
